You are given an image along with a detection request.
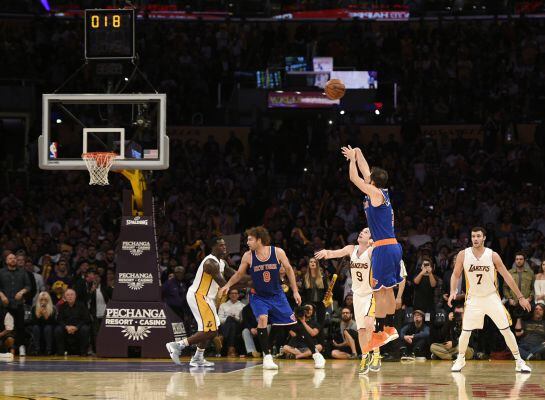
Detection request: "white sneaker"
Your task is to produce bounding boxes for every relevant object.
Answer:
[189,357,214,367]
[263,354,278,370]
[166,341,185,366]
[19,346,26,357]
[313,352,326,369]
[0,352,14,361]
[515,359,531,373]
[451,355,466,372]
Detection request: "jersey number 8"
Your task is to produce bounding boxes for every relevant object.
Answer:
[263,271,271,283]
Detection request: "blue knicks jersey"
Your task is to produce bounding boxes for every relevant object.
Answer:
[364,189,395,241]
[249,246,283,296]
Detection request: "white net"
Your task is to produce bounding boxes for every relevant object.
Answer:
[82,152,117,185]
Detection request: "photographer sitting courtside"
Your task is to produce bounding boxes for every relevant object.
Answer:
[430,306,474,360]
[282,304,324,359]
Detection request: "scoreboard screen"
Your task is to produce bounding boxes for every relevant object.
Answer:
[85,9,135,60]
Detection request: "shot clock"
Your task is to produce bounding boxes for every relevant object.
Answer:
[85,9,135,60]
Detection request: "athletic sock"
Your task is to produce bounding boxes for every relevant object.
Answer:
[500,328,521,360]
[257,328,271,355]
[385,314,395,328]
[193,347,205,359]
[375,317,385,333]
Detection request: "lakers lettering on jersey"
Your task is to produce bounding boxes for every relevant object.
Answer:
[350,245,372,296]
[189,254,225,301]
[463,247,497,297]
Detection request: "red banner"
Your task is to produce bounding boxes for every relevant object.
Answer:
[268,91,340,108]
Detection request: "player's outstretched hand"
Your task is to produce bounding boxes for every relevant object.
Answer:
[218,285,229,298]
[447,292,457,308]
[341,146,356,161]
[519,297,531,312]
[293,291,302,306]
[314,250,328,260]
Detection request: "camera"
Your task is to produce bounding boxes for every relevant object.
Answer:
[295,305,310,318]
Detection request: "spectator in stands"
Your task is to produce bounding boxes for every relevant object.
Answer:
[241,303,260,358]
[0,253,31,356]
[50,281,67,307]
[89,273,112,352]
[30,291,56,355]
[54,289,91,356]
[400,310,430,360]
[0,308,14,359]
[162,266,189,320]
[343,293,354,313]
[16,253,36,305]
[24,257,45,305]
[331,307,359,359]
[74,269,97,306]
[534,260,545,305]
[412,257,437,315]
[504,252,535,317]
[46,260,72,289]
[515,303,545,360]
[218,288,245,357]
[282,304,323,359]
[300,258,328,326]
[430,305,474,360]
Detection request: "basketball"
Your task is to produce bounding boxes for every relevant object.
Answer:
[324,79,346,100]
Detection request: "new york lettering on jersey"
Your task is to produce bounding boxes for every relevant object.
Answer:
[364,189,395,240]
[249,246,283,296]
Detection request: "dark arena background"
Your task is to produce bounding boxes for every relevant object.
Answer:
[1,0,545,399]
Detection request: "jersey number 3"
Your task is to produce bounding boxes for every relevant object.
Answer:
[263,271,271,283]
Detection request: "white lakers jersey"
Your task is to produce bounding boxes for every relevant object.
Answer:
[350,245,372,296]
[463,247,497,297]
[189,254,226,300]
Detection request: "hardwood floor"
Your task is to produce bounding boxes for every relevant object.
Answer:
[0,357,543,399]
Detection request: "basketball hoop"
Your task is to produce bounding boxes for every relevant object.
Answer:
[82,152,117,185]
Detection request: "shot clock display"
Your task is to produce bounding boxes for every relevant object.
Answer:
[85,9,135,60]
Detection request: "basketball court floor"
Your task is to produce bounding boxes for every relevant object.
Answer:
[0,357,543,399]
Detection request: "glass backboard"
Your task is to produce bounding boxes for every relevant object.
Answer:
[39,93,168,170]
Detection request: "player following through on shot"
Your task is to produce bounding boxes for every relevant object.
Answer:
[341,146,403,351]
